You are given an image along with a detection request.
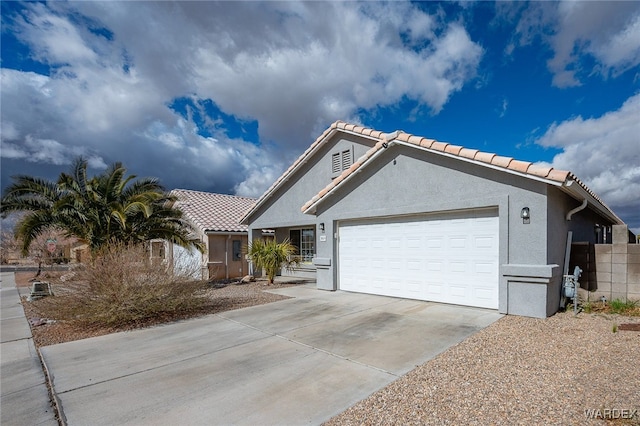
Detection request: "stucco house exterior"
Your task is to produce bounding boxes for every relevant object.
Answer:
[242,121,625,318]
[168,189,256,280]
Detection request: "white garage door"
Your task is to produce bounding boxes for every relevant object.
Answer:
[338,210,499,309]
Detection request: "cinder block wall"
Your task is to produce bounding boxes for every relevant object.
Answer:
[588,225,640,302]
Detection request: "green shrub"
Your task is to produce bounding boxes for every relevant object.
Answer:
[36,243,208,328]
[608,299,639,315]
[245,238,297,284]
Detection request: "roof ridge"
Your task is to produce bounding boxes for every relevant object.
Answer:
[299,122,619,218]
[243,120,619,225]
[172,188,256,201]
[329,122,573,181]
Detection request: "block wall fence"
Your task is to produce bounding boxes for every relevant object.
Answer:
[579,225,640,303]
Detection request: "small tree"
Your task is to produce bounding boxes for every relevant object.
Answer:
[0,229,20,264]
[0,226,71,275]
[0,157,204,257]
[246,239,297,284]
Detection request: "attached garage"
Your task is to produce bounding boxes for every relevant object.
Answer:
[244,121,624,318]
[338,210,499,309]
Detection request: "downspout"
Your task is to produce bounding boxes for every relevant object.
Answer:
[566,198,587,221]
[225,235,230,279]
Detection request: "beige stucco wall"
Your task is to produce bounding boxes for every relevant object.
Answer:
[207,234,248,279]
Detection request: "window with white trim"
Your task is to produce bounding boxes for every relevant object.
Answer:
[289,228,315,263]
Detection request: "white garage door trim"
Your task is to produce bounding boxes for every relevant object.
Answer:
[338,209,499,309]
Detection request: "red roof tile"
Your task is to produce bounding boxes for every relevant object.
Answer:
[444,145,463,155]
[508,159,532,174]
[459,148,479,160]
[491,155,513,168]
[239,120,620,225]
[430,141,449,152]
[474,151,496,163]
[526,164,552,179]
[419,139,435,149]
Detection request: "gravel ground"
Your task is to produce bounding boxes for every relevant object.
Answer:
[325,312,640,426]
[16,271,640,425]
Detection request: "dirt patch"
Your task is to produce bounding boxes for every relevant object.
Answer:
[15,271,42,287]
[619,323,640,331]
[18,272,303,348]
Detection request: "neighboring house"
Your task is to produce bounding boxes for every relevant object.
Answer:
[169,189,256,280]
[242,121,625,318]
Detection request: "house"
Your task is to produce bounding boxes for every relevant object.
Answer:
[242,121,625,318]
[169,189,256,280]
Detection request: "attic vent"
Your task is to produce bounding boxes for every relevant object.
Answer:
[332,149,353,176]
[332,152,341,174]
[341,149,352,170]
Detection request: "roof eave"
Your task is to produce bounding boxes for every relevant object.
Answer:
[302,139,391,215]
[242,126,381,223]
[302,139,570,214]
[240,127,340,223]
[561,179,624,225]
[204,230,248,235]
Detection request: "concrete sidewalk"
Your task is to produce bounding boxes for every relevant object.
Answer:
[0,272,58,426]
[41,284,501,425]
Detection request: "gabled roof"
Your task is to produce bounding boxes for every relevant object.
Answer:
[242,120,623,225]
[171,189,256,233]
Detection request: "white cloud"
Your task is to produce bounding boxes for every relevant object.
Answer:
[535,93,640,221]
[505,2,640,87]
[1,135,107,168]
[17,3,99,66]
[1,2,484,197]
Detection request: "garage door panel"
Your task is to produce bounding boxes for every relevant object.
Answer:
[339,212,498,309]
[407,237,422,249]
[372,278,384,289]
[448,236,468,249]
[475,236,495,249]
[406,280,421,294]
[449,284,467,298]
[406,259,422,271]
[426,282,444,297]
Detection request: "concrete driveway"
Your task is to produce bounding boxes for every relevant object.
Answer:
[41,284,502,425]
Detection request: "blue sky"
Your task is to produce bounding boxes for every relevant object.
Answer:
[1,1,639,231]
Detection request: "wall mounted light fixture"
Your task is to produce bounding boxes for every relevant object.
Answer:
[521,207,530,224]
[319,223,325,232]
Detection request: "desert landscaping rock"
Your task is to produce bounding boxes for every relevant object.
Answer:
[14,272,640,425]
[325,312,640,426]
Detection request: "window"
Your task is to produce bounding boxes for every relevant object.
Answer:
[232,240,242,261]
[289,228,315,263]
[151,241,165,259]
[331,148,353,176]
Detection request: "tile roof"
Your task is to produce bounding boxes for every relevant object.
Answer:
[170,189,256,233]
[241,120,622,225]
[300,121,618,222]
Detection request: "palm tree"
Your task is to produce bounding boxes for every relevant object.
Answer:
[246,238,297,284]
[1,157,204,256]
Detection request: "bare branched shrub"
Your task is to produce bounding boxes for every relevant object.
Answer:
[37,242,209,328]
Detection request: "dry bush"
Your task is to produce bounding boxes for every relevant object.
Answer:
[36,242,209,328]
